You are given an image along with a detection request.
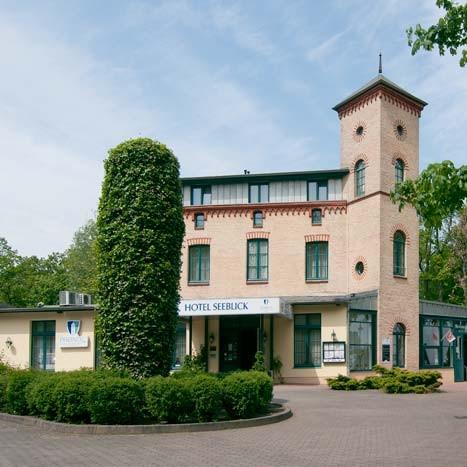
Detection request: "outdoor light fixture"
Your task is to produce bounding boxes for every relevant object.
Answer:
[331,330,337,341]
[209,332,215,345]
[5,337,12,349]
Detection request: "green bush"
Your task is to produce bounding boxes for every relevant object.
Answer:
[53,373,95,423]
[222,371,273,419]
[0,373,8,411]
[251,351,266,372]
[145,376,194,423]
[5,370,39,415]
[89,377,144,425]
[26,373,61,419]
[188,374,223,422]
[327,368,442,394]
[250,371,273,413]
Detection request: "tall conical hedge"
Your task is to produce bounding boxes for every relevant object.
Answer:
[96,138,185,377]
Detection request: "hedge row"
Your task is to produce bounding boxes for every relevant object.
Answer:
[0,368,273,425]
[327,366,442,394]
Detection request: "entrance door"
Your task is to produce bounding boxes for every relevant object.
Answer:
[453,331,466,382]
[220,315,259,372]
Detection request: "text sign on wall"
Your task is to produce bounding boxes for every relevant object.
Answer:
[179,297,282,317]
[323,342,346,363]
[59,335,89,348]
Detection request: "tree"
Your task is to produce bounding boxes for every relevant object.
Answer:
[96,138,185,378]
[0,252,68,307]
[407,0,467,67]
[391,161,467,304]
[449,207,467,302]
[63,219,97,296]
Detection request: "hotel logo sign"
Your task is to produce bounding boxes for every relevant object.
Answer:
[59,320,89,348]
[179,297,286,317]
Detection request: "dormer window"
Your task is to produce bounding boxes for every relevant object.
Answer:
[191,186,212,205]
[253,210,263,227]
[308,181,328,201]
[249,184,269,203]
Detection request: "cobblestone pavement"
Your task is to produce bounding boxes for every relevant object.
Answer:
[1,384,467,467]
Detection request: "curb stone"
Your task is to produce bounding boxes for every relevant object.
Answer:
[0,404,292,435]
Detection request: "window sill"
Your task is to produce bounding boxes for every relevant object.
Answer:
[188,282,210,286]
[194,227,205,230]
[393,274,407,280]
[293,365,322,369]
[246,280,269,285]
[311,223,322,226]
[306,279,328,283]
[349,369,373,372]
[253,225,263,228]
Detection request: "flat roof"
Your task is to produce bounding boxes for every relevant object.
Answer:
[181,168,349,186]
[0,305,96,314]
[333,74,428,111]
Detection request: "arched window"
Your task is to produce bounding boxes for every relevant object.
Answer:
[393,231,406,276]
[395,159,405,185]
[393,323,406,368]
[355,160,365,196]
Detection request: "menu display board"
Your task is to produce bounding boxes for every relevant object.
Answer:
[323,342,346,363]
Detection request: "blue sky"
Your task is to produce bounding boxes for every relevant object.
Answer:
[1,0,465,257]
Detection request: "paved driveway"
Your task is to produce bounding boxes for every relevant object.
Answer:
[1,384,467,467]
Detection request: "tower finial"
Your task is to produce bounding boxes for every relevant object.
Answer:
[378,52,382,74]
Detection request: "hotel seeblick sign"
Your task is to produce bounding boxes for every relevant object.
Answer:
[179,297,286,317]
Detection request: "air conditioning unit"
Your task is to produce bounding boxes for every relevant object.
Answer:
[59,291,92,306]
[78,293,92,305]
[59,291,78,306]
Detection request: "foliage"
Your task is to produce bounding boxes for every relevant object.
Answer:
[407,0,467,67]
[89,377,145,425]
[145,376,194,423]
[26,373,61,419]
[222,371,273,419]
[251,351,266,372]
[62,219,97,296]
[5,370,40,415]
[391,162,467,304]
[187,373,223,422]
[96,138,185,378]
[0,373,7,411]
[327,366,442,393]
[181,345,208,373]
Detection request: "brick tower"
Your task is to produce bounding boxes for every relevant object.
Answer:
[334,71,427,369]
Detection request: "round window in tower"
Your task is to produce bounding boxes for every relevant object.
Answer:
[355,261,365,276]
[393,120,407,140]
[353,121,367,142]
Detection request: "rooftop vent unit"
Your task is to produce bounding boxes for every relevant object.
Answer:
[59,291,93,306]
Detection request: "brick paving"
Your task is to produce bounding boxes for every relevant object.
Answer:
[1,384,467,467]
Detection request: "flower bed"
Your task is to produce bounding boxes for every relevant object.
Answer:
[327,365,442,394]
[0,364,273,425]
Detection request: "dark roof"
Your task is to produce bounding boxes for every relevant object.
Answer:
[181,168,349,186]
[0,305,96,314]
[333,74,428,111]
[420,300,467,318]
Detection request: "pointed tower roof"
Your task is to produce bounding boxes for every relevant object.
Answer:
[333,74,427,115]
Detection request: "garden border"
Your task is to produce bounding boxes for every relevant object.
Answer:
[0,403,292,435]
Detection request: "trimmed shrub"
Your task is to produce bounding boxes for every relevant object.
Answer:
[89,377,144,425]
[26,373,61,419]
[358,376,385,390]
[0,373,8,411]
[5,370,39,415]
[96,138,185,378]
[53,373,95,423]
[188,374,223,422]
[222,371,272,419]
[145,376,194,423]
[251,351,266,372]
[250,371,274,413]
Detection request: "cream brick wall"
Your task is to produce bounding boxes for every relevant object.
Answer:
[0,311,95,370]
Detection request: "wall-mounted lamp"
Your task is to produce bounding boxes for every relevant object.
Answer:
[5,337,13,349]
[209,332,215,345]
[331,330,337,342]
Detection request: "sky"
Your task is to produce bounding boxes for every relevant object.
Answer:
[0,0,465,257]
